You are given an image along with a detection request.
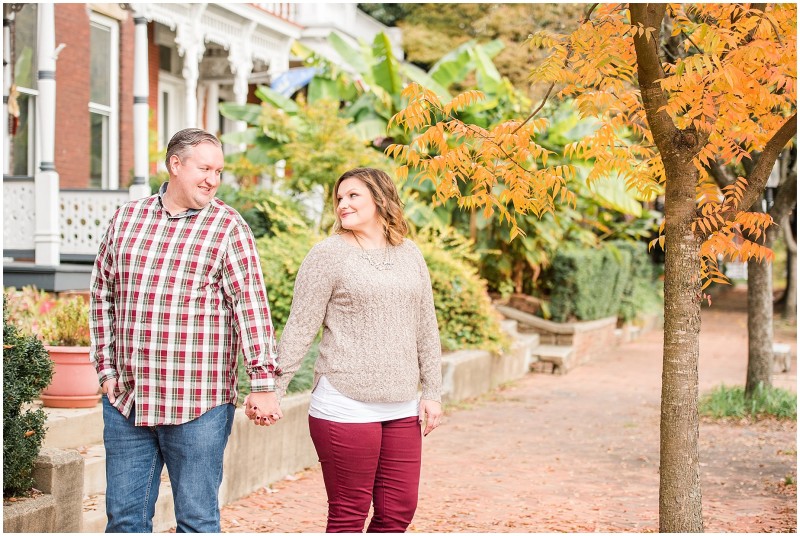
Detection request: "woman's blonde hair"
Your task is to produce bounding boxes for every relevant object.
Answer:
[332,168,409,246]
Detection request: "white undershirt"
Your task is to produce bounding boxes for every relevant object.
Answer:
[309,376,419,423]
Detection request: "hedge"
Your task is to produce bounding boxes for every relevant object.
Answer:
[549,241,661,323]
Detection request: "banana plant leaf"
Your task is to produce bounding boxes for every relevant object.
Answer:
[371,32,403,97]
[255,85,299,114]
[218,103,263,124]
[328,31,372,80]
[400,63,451,100]
[308,77,341,103]
[347,117,388,142]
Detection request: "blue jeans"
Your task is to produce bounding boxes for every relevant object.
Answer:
[102,396,235,533]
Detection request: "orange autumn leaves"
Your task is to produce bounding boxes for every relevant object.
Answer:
[386,3,795,288]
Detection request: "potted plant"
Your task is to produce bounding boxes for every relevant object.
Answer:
[38,296,100,408]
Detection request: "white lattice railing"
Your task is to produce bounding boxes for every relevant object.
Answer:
[3,180,129,257]
[3,180,36,251]
[59,190,129,255]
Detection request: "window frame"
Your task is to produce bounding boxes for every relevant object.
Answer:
[88,11,119,189]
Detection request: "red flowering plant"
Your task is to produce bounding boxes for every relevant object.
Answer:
[3,286,57,338]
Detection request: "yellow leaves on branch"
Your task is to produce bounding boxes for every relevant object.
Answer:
[663,4,796,171]
[387,83,576,238]
[530,3,795,192]
[651,176,775,288]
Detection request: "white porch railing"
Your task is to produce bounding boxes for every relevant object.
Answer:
[3,179,36,251]
[59,190,129,255]
[3,179,128,257]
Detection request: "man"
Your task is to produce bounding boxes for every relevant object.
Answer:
[90,128,282,532]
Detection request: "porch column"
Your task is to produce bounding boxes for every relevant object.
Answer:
[229,24,255,142]
[205,82,219,135]
[130,13,151,200]
[34,3,59,265]
[176,10,205,129]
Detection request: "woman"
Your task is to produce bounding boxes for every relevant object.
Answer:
[270,167,443,533]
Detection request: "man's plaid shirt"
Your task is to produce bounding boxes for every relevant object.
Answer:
[90,188,279,426]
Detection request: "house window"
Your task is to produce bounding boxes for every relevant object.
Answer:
[7,4,38,177]
[88,12,119,189]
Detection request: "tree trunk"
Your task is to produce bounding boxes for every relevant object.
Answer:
[629,5,705,530]
[745,198,775,396]
[782,216,797,322]
[746,258,774,394]
[659,166,704,533]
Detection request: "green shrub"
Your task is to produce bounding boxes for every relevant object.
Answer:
[699,384,797,420]
[257,228,324,335]
[217,184,310,240]
[548,241,662,323]
[236,342,319,403]
[611,241,663,322]
[417,239,506,352]
[235,228,324,400]
[549,244,631,322]
[3,297,54,497]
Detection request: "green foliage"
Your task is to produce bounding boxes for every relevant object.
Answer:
[546,240,662,323]
[39,296,90,346]
[416,236,506,352]
[548,242,639,322]
[236,342,319,403]
[216,184,309,239]
[3,298,54,497]
[221,96,392,221]
[256,228,325,336]
[699,384,797,421]
[614,241,663,322]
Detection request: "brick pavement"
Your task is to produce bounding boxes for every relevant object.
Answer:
[219,287,797,532]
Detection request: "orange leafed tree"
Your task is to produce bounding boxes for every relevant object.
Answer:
[387,3,796,531]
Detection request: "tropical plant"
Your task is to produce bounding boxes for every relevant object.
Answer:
[220,95,392,223]
[386,4,796,531]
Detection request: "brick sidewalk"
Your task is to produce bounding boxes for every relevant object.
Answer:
[220,288,797,532]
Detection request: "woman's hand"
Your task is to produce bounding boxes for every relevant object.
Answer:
[419,399,443,436]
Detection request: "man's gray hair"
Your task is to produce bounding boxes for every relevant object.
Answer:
[165,128,222,170]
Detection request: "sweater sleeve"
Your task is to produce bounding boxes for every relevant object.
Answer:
[276,242,334,398]
[412,243,443,402]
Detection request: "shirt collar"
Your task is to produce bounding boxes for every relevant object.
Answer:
[157,182,203,219]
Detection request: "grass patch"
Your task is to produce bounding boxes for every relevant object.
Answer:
[699,384,797,421]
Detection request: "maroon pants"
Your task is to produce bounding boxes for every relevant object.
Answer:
[308,415,422,533]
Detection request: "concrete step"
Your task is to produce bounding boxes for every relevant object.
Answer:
[42,403,103,450]
[82,473,175,533]
[531,344,574,374]
[81,444,106,497]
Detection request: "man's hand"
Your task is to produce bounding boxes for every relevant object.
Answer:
[244,391,283,426]
[102,378,118,404]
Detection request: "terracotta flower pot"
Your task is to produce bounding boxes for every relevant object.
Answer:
[41,346,101,408]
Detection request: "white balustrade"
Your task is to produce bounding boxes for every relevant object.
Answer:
[58,190,128,255]
[3,180,36,251]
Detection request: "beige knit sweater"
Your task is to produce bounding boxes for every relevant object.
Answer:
[276,234,442,403]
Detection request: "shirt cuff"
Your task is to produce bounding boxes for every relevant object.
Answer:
[249,370,277,393]
[97,368,118,386]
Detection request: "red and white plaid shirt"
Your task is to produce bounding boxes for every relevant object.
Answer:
[90,188,279,426]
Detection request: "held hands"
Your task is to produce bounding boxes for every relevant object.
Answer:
[244,391,283,427]
[419,399,443,437]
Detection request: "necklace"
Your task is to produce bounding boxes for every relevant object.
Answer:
[352,233,393,271]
